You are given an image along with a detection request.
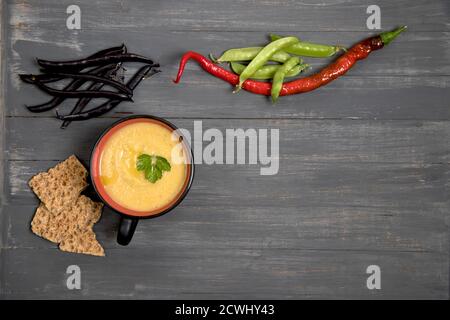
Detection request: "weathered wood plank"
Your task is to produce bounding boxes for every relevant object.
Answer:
[7,30,449,77]
[0,0,6,299]
[7,0,450,32]
[2,247,447,299]
[7,75,450,120]
[6,159,450,211]
[6,29,450,119]
[4,179,448,250]
[5,118,450,163]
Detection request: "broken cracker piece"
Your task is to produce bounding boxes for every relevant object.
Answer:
[29,155,88,214]
[31,203,60,243]
[59,228,105,257]
[31,195,103,247]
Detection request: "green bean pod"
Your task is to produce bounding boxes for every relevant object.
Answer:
[230,62,307,80]
[270,34,344,57]
[271,56,300,103]
[217,47,291,63]
[238,36,299,89]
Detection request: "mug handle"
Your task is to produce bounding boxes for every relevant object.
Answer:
[117,216,139,246]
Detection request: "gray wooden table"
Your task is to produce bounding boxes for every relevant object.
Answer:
[0,0,449,299]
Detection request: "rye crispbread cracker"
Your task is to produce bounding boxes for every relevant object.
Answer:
[31,196,103,244]
[29,155,105,256]
[28,155,88,214]
[59,229,105,257]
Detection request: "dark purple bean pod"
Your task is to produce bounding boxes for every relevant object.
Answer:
[86,44,127,60]
[60,65,122,129]
[25,45,127,112]
[26,63,119,112]
[22,72,133,95]
[34,79,132,101]
[19,73,62,84]
[37,45,128,74]
[57,65,159,121]
[37,53,155,71]
[60,80,106,129]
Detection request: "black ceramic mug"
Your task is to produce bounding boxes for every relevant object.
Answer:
[90,115,194,245]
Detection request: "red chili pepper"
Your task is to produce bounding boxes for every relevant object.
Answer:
[173,26,406,96]
[173,51,273,95]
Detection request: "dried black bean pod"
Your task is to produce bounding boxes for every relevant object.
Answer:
[25,44,127,112]
[25,63,117,112]
[57,65,160,121]
[60,63,123,129]
[22,72,133,95]
[86,44,127,60]
[37,53,154,71]
[34,80,132,100]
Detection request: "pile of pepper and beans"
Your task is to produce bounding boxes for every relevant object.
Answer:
[175,26,406,102]
[19,27,406,127]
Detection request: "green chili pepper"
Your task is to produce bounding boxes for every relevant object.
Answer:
[217,47,291,63]
[270,34,344,58]
[237,36,299,90]
[271,56,300,103]
[230,62,307,80]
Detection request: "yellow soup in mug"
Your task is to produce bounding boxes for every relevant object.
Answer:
[99,122,187,212]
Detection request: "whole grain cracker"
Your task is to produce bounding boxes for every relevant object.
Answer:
[31,195,103,244]
[29,155,88,214]
[59,228,105,257]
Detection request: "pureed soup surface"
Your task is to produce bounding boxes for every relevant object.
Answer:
[99,122,187,212]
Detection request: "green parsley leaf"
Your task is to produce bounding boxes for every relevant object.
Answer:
[136,154,171,183]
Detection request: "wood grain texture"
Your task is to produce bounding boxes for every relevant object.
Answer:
[5,0,450,32]
[2,247,447,299]
[1,0,449,299]
[0,0,6,299]
[5,30,450,119]
[5,118,450,163]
